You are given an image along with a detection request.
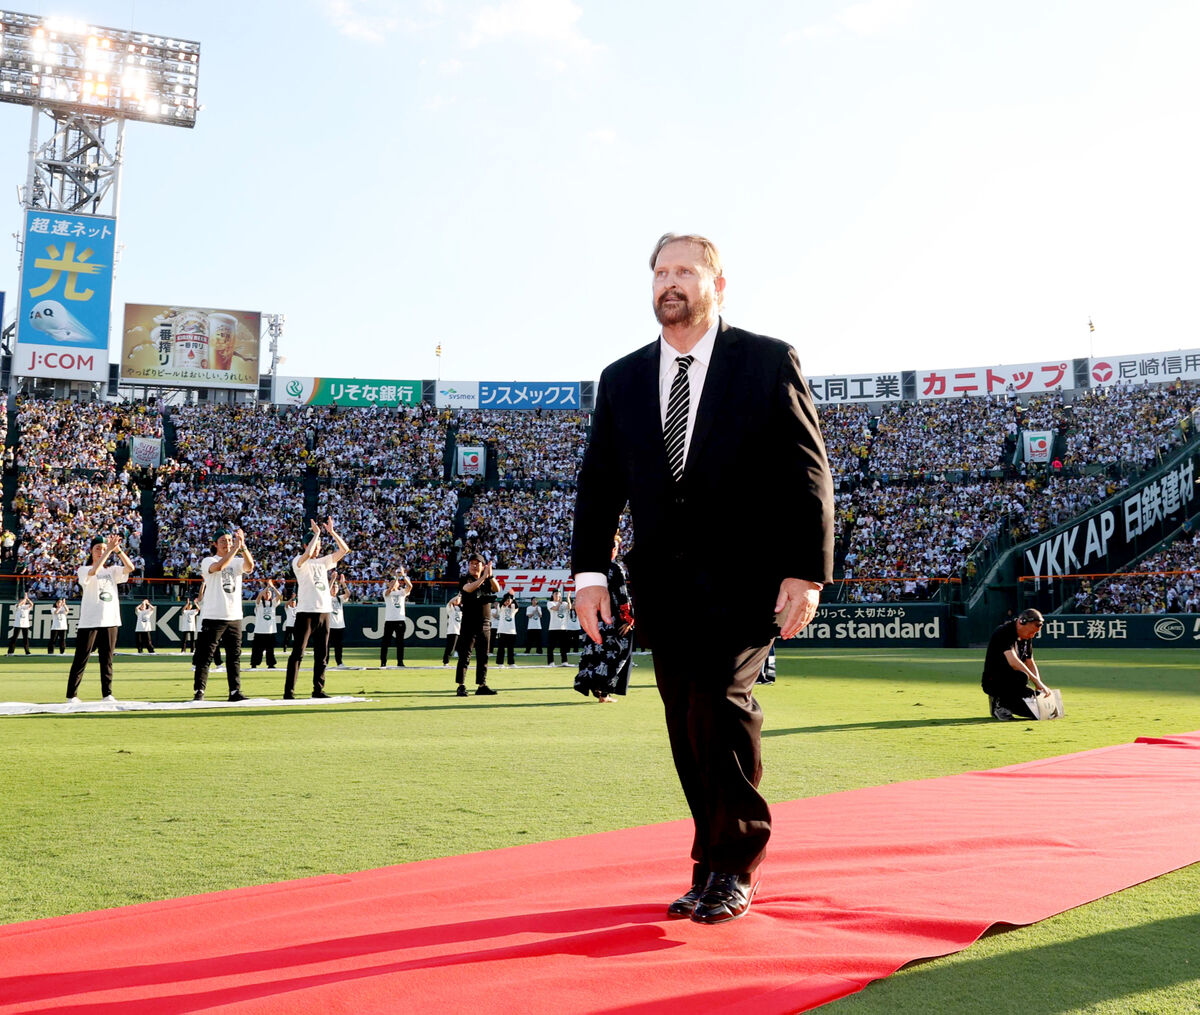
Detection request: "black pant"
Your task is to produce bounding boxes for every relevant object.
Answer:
[283,626,293,647]
[455,626,491,685]
[326,628,344,666]
[546,629,568,664]
[652,635,774,875]
[193,619,243,695]
[524,627,542,653]
[442,633,459,665]
[495,632,516,666]
[250,633,278,669]
[66,627,118,698]
[7,628,31,653]
[48,629,67,653]
[136,631,155,653]
[286,612,330,696]
[179,631,196,651]
[380,619,406,666]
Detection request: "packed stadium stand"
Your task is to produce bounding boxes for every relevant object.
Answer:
[2,376,1198,611]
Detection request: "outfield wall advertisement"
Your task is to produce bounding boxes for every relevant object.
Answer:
[121,304,261,389]
[276,376,422,407]
[1034,614,1200,648]
[436,381,582,410]
[781,604,948,647]
[15,210,115,382]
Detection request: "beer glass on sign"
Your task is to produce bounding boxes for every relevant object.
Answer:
[209,313,237,371]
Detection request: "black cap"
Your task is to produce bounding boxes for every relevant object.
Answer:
[468,552,486,563]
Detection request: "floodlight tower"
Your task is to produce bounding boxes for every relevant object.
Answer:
[0,11,199,382]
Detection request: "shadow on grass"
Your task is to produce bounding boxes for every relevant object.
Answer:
[830,913,1200,1014]
[764,716,995,737]
[75,700,589,721]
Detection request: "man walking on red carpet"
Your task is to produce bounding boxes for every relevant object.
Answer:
[572,233,835,924]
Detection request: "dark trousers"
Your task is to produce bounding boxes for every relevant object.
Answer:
[7,628,31,653]
[179,631,196,652]
[546,629,568,664]
[283,626,293,648]
[380,619,406,666]
[524,627,542,653]
[48,629,67,653]
[989,691,1037,719]
[455,626,491,685]
[286,612,330,695]
[250,633,278,669]
[652,635,774,876]
[136,632,155,653]
[193,619,243,695]
[442,633,459,665]
[326,628,344,666]
[66,627,118,698]
[495,632,516,666]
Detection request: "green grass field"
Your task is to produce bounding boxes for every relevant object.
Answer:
[2,646,1199,1013]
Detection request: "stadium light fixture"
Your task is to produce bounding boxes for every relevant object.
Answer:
[0,10,201,128]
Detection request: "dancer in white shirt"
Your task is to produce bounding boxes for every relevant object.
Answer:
[284,519,349,699]
[66,534,133,702]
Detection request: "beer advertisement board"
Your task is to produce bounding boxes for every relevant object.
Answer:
[121,304,261,389]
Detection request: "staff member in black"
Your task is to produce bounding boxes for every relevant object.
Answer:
[982,608,1050,719]
[572,233,834,925]
[454,553,499,697]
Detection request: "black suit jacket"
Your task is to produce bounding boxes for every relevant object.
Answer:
[571,320,835,646]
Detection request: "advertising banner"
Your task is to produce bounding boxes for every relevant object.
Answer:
[121,304,261,389]
[808,373,904,404]
[492,569,575,597]
[479,381,581,410]
[1022,451,1198,580]
[15,210,115,382]
[1034,614,1200,648]
[782,603,948,647]
[436,381,479,409]
[457,446,485,477]
[916,359,1072,400]
[129,436,163,468]
[1023,430,1054,463]
[276,376,422,407]
[1088,350,1200,386]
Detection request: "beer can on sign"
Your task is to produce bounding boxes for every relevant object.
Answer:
[172,309,209,369]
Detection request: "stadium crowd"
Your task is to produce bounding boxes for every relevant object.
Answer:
[453,410,588,485]
[171,404,311,476]
[460,488,575,569]
[1074,528,1200,614]
[309,404,448,480]
[1064,382,1200,468]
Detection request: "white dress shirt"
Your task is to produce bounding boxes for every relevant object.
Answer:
[576,323,718,592]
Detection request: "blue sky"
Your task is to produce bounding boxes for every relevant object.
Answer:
[2,0,1197,383]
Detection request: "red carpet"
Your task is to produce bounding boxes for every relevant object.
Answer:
[3,732,1200,1015]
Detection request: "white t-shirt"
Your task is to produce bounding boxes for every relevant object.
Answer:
[497,605,518,635]
[51,607,68,631]
[77,565,128,628]
[181,608,198,632]
[566,609,580,633]
[199,555,246,622]
[329,595,345,630]
[446,604,462,636]
[384,587,408,621]
[525,604,542,630]
[135,606,155,632]
[547,601,569,631]
[255,601,278,635]
[13,603,33,629]
[293,553,337,613]
[284,605,296,628]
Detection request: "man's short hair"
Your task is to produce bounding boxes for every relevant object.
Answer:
[467,552,486,563]
[1017,609,1044,625]
[649,232,723,278]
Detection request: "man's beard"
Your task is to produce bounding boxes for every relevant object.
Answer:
[654,287,713,327]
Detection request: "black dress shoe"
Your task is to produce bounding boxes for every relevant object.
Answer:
[312,690,330,699]
[666,866,710,919]
[192,691,205,701]
[475,684,497,695]
[456,684,468,697]
[283,692,295,700]
[227,691,247,702]
[691,872,757,925]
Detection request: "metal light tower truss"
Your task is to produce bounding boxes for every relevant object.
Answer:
[24,106,123,214]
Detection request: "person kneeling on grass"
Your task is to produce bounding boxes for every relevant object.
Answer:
[982,609,1061,720]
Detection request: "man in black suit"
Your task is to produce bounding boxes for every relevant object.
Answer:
[572,233,834,925]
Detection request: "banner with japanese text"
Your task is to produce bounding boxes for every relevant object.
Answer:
[121,304,261,389]
[15,210,115,382]
[479,381,581,410]
[807,373,903,404]
[276,376,421,407]
[1023,430,1054,463]
[1088,350,1200,386]
[129,436,163,467]
[457,445,485,477]
[1034,614,1200,648]
[491,569,575,597]
[781,603,948,647]
[916,359,1072,400]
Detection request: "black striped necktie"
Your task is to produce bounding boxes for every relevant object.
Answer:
[663,354,695,481]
